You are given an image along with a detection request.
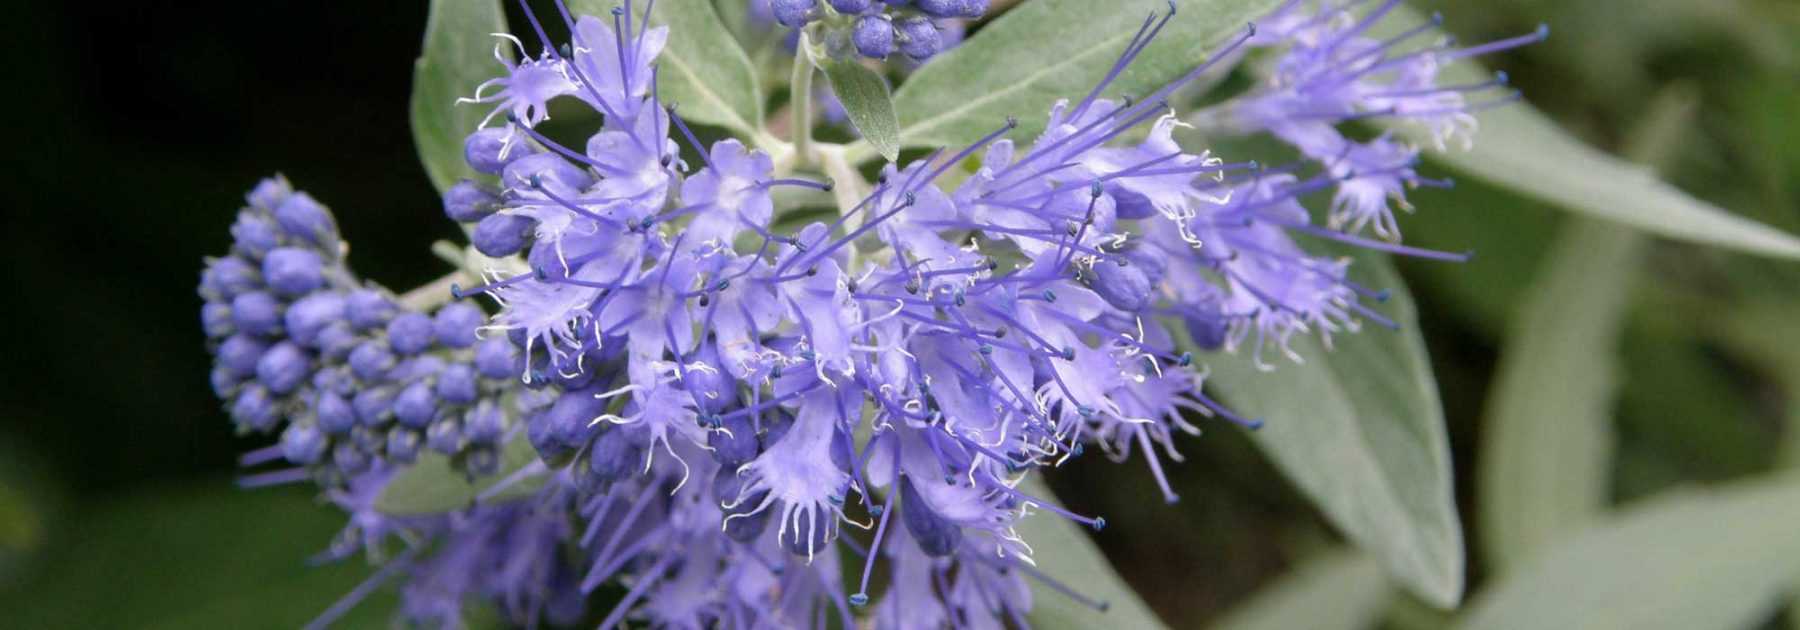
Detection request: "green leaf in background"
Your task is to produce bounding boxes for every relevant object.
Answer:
[602,0,765,137]
[0,483,39,557]
[411,0,509,194]
[1370,5,1800,260]
[1459,472,1800,630]
[0,483,397,629]
[885,0,1283,153]
[376,434,543,516]
[1208,253,1465,608]
[1475,83,1695,572]
[1475,219,1639,572]
[814,53,901,162]
[1209,549,1390,630]
[1015,477,1168,629]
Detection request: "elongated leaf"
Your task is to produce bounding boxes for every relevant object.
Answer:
[1210,549,1389,630]
[1476,219,1638,572]
[376,434,545,515]
[606,0,765,136]
[1476,85,1695,572]
[1371,6,1800,259]
[1016,477,1166,630]
[815,54,901,162]
[1206,253,1464,608]
[1460,472,1800,630]
[411,0,510,194]
[887,0,1283,152]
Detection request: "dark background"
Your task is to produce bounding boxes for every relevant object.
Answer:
[2,0,1797,628]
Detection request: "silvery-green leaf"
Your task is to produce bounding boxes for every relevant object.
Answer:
[1206,253,1464,608]
[1476,84,1694,572]
[410,0,509,194]
[1016,477,1167,630]
[568,0,765,137]
[1371,6,1800,259]
[376,434,545,515]
[814,54,901,162]
[1209,549,1389,630]
[886,0,1283,152]
[1476,219,1638,573]
[1460,473,1800,630]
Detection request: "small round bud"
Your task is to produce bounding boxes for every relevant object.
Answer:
[582,428,642,491]
[474,337,521,380]
[332,442,370,474]
[829,0,871,13]
[210,367,240,398]
[900,476,963,556]
[255,341,311,395]
[896,17,942,60]
[262,247,325,297]
[463,128,517,175]
[201,257,260,300]
[526,410,565,460]
[229,291,283,337]
[386,428,423,463]
[502,153,595,193]
[345,289,398,331]
[913,0,963,17]
[246,177,290,210]
[436,364,480,405]
[708,413,759,468]
[230,212,282,258]
[314,321,360,362]
[386,313,435,355]
[348,341,396,382]
[463,400,506,444]
[316,391,357,435]
[394,381,439,429]
[853,15,895,59]
[280,423,329,465]
[311,366,355,396]
[231,385,280,431]
[540,389,605,450]
[284,292,346,347]
[432,302,484,349]
[1185,312,1228,351]
[472,213,536,257]
[771,0,815,26]
[426,418,465,455]
[273,192,337,245]
[353,387,397,427]
[443,180,501,223]
[217,333,270,377]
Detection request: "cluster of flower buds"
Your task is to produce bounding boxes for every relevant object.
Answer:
[766,0,987,60]
[201,178,535,485]
[201,0,1543,627]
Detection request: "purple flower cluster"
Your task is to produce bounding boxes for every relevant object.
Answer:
[1223,0,1545,240]
[199,0,1542,627]
[201,177,532,485]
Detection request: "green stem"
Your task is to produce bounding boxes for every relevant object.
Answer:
[400,271,466,312]
[818,145,879,270]
[839,139,877,166]
[790,32,818,169]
